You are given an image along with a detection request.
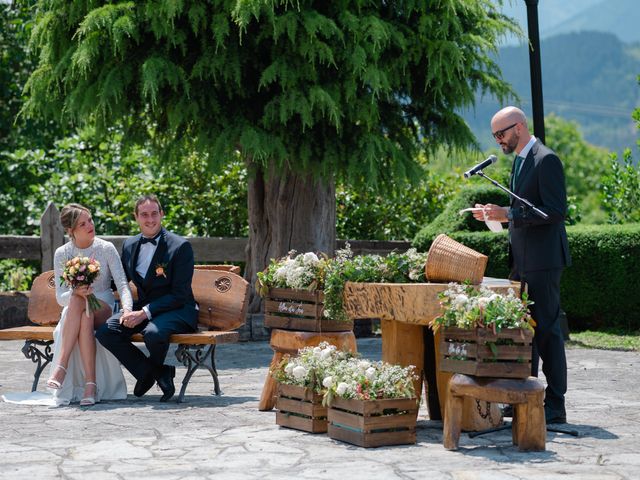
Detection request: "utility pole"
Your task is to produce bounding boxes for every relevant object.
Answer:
[524,0,545,143]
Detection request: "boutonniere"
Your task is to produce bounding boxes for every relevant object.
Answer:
[155,263,167,278]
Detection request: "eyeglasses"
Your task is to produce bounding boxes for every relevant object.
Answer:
[492,123,518,140]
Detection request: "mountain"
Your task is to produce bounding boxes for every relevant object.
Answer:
[500,0,640,45]
[544,0,640,44]
[463,31,640,152]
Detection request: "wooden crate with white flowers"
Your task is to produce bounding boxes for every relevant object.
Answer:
[264,288,353,332]
[275,383,328,433]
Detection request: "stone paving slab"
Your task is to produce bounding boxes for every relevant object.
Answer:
[0,338,638,479]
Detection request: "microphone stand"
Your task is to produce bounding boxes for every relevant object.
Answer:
[476,171,548,220]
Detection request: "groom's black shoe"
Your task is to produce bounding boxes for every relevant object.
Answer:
[157,365,176,402]
[134,372,155,397]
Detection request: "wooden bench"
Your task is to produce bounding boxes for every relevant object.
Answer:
[0,266,249,403]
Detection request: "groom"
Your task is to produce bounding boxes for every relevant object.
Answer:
[97,195,198,402]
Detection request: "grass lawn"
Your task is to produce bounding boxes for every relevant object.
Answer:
[568,329,640,351]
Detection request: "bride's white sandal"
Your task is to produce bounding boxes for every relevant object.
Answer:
[80,382,97,407]
[46,364,67,390]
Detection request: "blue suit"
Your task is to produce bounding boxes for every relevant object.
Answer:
[508,140,571,419]
[97,228,198,382]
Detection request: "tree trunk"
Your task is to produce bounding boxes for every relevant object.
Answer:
[245,164,336,314]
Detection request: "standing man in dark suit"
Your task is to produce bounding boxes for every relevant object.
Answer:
[97,195,198,402]
[473,106,571,424]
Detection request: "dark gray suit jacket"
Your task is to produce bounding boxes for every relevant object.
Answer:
[508,141,572,274]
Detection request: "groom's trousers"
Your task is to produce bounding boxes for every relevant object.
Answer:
[96,305,197,381]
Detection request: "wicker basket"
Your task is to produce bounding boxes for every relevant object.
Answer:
[425,234,487,284]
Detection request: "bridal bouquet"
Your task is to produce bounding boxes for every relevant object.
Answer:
[60,256,102,315]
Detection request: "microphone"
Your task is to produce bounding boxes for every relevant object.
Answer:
[463,155,498,178]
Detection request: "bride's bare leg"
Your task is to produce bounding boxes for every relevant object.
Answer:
[48,294,84,385]
[78,302,111,399]
[78,310,97,384]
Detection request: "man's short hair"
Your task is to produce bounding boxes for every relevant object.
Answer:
[134,194,163,215]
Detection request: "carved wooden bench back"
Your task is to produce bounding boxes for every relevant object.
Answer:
[195,264,241,275]
[192,269,248,330]
[28,271,62,326]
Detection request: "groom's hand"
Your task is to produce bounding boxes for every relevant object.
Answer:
[120,310,147,328]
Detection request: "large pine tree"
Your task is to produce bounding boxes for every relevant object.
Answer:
[22,0,515,310]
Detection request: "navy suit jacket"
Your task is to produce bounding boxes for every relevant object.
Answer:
[508,141,572,274]
[121,228,197,321]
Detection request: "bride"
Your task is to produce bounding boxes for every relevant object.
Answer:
[44,203,133,406]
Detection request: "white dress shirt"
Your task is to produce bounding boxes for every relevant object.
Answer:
[136,235,160,319]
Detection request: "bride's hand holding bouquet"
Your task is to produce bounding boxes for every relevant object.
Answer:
[60,256,102,316]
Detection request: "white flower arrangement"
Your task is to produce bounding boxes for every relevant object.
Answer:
[272,342,417,403]
[271,342,355,393]
[322,357,418,405]
[256,250,327,295]
[432,282,536,333]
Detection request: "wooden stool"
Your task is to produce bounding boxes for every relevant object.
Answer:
[258,329,357,411]
[443,374,546,451]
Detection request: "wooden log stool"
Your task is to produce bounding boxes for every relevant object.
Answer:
[258,329,357,411]
[443,374,546,452]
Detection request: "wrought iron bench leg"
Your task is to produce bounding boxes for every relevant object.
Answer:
[21,340,54,392]
[174,344,220,403]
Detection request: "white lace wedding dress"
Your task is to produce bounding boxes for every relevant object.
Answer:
[2,238,133,406]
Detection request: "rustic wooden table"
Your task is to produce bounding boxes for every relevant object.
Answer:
[343,277,521,431]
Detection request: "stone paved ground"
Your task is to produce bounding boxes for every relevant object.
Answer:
[0,338,638,480]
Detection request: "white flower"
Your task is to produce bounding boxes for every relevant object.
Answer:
[313,346,322,356]
[322,376,334,388]
[365,367,376,380]
[284,363,294,375]
[303,252,319,264]
[336,382,348,395]
[292,365,307,380]
[408,270,419,281]
[453,294,468,306]
[274,266,288,282]
[320,347,334,360]
[357,360,371,371]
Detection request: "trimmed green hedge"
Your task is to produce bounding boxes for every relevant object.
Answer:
[413,224,640,332]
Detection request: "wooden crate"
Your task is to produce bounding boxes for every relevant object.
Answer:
[265,288,353,332]
[327,396,419,448]
[275,383,328,433]
[439,327,533,379]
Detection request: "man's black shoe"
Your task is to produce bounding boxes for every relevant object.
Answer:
[134,372,155,397]
[544,406,567,424]
[546,414,567,425]
[157,365,176,402]
[502,404,513,418]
